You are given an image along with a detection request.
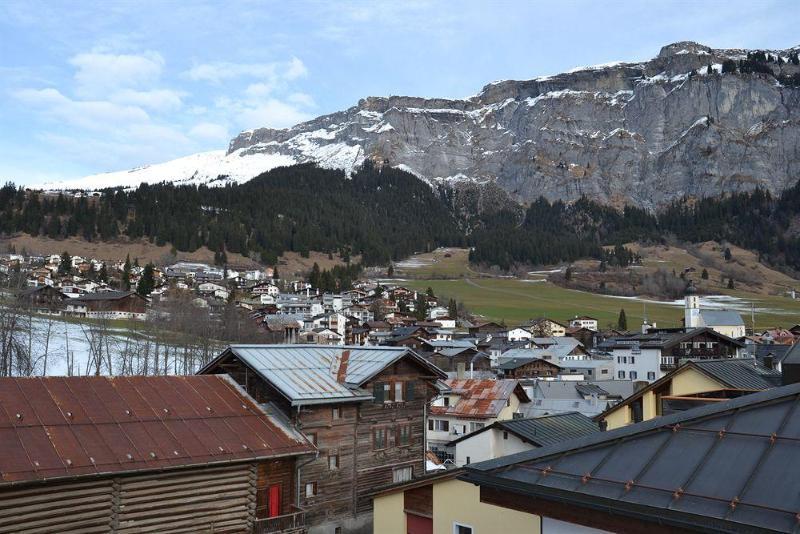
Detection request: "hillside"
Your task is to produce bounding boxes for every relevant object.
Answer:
[42,42,800,208]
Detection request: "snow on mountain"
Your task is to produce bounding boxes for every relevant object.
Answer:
[40,149,296,190]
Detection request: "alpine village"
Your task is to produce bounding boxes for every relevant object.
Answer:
[3,3,800,534]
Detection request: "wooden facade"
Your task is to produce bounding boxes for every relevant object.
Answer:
[0,461,300,534]
[205,354,441,532]
[427,350,492,373]
[501,358,561,379]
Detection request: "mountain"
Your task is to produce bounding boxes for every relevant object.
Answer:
[45,42,800,207]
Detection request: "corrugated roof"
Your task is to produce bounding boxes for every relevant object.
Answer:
[0,375,314,486]
[498,412,600,447]
[205,345,445,405]
[69,290,141,302]
[691,358,781,390]
[430,379,528,419]
[464,382,800,533]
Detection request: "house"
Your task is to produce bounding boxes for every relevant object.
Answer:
[565,325,599,348]
[597,327,745,382]
[426,346,492,374]
[463,381,800,533]
[597,357,782,429]
[64,290,148,320]
[498,355,561,379]
[251,281,280,297]
[371,470,541,534]
[568,315,598,331]
[523,317,567,337]
[16,285,67,313]
[427,379,530,463]
[449,412,599,468]
[683,281,747,338]
[0,375,314,534]
[199,345,446,534]
[523,379,634,418]
[467,320,505,336]
[298,327,342,345]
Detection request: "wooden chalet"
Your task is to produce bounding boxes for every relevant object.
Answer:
[427,346,492,374]
[64,290,148,320]
[199,345,447,534]
[468,321,505,336]
[0,375,314,533]
[16,285,67,312]
[498,356,561,379]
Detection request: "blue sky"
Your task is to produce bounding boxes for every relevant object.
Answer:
[1,0,797,185]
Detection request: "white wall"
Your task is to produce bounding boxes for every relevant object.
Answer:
[455,428,533,467]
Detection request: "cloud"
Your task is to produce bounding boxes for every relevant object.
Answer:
[186,57,307,85]
[110,88,184,111]
[13,88,151,130]
[69,50,165,96]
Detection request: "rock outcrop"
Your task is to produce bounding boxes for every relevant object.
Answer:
[229,41,800,208]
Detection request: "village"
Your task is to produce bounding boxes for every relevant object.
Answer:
[1,247,799,533]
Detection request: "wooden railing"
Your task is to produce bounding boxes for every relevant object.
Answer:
[253,510,306,533]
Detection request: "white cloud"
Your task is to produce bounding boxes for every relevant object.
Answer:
[110,88,184,111]
[288,92,316,107]
[14,88,151,131]
[186,57,308,85]
[232,98,312,130]
[69,51,165,96]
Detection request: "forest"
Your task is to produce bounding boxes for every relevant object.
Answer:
[2,163,800,273]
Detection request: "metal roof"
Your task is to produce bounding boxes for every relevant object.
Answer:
[69,290,142,302]
[497,412,600,447]
[699,309,746,327]
[464,382,800,533]
[430,379,529,419]
[0,375,314,486]
[204,344,445,406]
[691,358,781,390]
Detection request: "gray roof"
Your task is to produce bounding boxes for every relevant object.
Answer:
[497,413,600,447]
[202,344,445,406]
[699,308,745,327]
[753,343,792,364]
[691,358,781,390]
[70,290,140,301]
[464,382,800,533]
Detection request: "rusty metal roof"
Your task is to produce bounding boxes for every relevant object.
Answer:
[201,344,446,406]
[430,379,530,419]
[0,375,314,486]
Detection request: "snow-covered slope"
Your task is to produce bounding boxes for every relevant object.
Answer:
[40,149,296,190]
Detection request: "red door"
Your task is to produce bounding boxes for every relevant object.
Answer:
[407,513,433,534]
[268,485,281,518]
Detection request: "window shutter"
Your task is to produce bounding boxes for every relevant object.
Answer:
[405,380,415,401]
[428,419,433,431]
[373,382,384,403]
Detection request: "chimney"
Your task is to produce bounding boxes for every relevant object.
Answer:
[598,420,608,432]
[336,350,351,383]
[763,354,774,370]
[456,362,466,379]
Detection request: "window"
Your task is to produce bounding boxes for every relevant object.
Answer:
[308,432,317,446]
[631,356,636,364]
[429,419,449,432]
[453,523,473,534]
[392,466,412,483]
[601,369,609,374]
[397,424,411,446]
[630,371,638,380]
[618,370,626,379]
[373,382,385,403]
[373,427,387,450]
[443,396,450,407]
[405,381,415,401]
[465,456,471,465]
[622,356,627,364]
[503,431,509,440]
[394,382,404,402]
[647,372,656,380]
[328,453,339,470]
[305,482,317,497]
[332,407,340,420]
[469,422,484,432]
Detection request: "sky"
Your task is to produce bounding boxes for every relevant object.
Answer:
[1,0,797,185]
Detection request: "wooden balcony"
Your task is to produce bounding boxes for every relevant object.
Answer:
[253,510,306,534]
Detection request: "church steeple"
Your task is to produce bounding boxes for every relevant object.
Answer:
[684,280,700,329]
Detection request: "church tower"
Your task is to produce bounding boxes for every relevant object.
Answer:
[684,280,700,329]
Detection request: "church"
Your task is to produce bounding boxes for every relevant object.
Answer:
[684,281,747,338]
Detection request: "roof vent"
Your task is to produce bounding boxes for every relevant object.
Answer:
[149,452,156,459]
[126,453,133,460]
[15,413,22,421]
[125,409,132,416]
[65,459,73,466]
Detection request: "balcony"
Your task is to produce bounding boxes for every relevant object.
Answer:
[253,510,306,534]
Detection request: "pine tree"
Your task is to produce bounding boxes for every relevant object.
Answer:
[426,287,435,298]
[272,265,279,280]
[724,247,732,261]
[727,278,735,289]
[122,254,131,291]
[415,292,428,321]
[448,298,458,319]
[565,266,573,281]
[136,263,155,296]
[387,264,394,277]
[701,268,709,280]
[98,263,108,282]
[58,251,72,275]
[617,308,628,330]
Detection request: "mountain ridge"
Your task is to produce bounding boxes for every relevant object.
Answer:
[43,41,800,207]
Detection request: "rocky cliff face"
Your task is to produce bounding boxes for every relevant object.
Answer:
[229,41,800,208]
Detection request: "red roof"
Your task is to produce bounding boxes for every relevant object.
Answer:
[430,379,529,419]
[0,375,313,486]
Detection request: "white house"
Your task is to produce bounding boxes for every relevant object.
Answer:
[569,316,598,331]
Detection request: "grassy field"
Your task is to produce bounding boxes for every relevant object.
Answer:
[406,278,800,330]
